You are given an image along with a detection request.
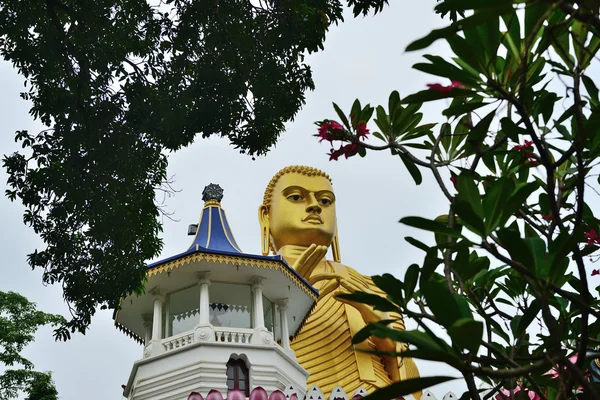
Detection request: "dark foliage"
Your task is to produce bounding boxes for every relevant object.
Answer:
[0,0,389,337]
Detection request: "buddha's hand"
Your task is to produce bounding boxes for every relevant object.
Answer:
[292,244,328,278]
[310,273,384,325]
[311,273,398,354]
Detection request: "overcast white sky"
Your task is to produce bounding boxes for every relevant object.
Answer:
[0,2,470,399]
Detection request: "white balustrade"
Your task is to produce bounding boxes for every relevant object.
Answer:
[159,326,257,354]
[162,331,194,352]
[214,327,253,344]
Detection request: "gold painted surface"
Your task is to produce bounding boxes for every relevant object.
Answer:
[259,166,421,399]
[114,251,317,342]
[146,252,317,300]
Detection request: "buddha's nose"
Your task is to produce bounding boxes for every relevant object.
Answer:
[306,193,322,214]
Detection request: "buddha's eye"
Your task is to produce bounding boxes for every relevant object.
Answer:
[287,194,303,202]
[319,198,332,206]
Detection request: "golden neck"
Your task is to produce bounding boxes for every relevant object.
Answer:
[277,245,327,260]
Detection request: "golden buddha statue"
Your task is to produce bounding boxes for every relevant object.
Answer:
[258,165,420,397]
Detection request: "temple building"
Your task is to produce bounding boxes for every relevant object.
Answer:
[114,184,319,399]
[114,170,427,400]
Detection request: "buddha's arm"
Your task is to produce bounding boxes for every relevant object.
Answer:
[310,267,406,348]
[348,273,421,397]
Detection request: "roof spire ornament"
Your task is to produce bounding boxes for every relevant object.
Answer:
[202,183,224,203]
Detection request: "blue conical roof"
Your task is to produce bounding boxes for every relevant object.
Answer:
[187,183,242,253]
[143,183,316,299]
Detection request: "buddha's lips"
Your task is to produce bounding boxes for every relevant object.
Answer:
[302,215,323,223]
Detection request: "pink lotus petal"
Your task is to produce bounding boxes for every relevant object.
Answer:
[227,390,246,400]
[250,387,268,400]
[269,390,286,400]
[207,390,224,400]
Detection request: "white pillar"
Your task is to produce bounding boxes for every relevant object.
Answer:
[278,299,290,349]
[251,276,265,329]
[164,298,171,338]
[198,272,211,325]
[142,313,152,344]
[152,295,165,341]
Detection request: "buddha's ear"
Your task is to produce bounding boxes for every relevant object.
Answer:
[258,205,270,256]
[258,204,269,225]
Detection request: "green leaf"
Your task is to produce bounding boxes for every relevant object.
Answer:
[354,324,448,352]
[478,8,501,63]
[483,178,515,234]
[550,23,575,69]
[548,230,579,281]
[500,117,523,141]
[388,91,401,117]
[524,3,546,38]
[450,115,472,155]
[398,349,460,366]
[573,19,588,65]
[404,237,430,252]
[538,193,551,216]
[398,152,423,185]
[442,100,488,119]
[421,277,462,328]
[502,181,539,221]
[364,377,458,400]
[456,174,483,219]
[404,264,419,301]
[502,12,521,59]
[448,318,483,353]
[336,291,398,312]
[452,200,485,236]
[497,225,534,270]
[525,237,548,278]
[333,102,352,131]
[453,248,489,282]
[582,35,600,69]
[440,122,452,153]
[400,217,463,237]
[402,88,472,104]
[454,175,485,235]
[583,74,599,104]
[516,299,540,337]
[361,105,374,124]
[406,5,512,52]
[374,106,390,136]
[350,99,362,128]
[454,293,473,320]
[465,110,495,155]
[372,273,405,304]
[415,55,479,83]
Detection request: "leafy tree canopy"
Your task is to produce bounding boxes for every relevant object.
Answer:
[0,291,63,399]
[316,0,600,398]
[0,0,387,337]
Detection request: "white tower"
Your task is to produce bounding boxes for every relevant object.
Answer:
[114,184,317,400]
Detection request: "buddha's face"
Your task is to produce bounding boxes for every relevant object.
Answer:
[262,173,337,250]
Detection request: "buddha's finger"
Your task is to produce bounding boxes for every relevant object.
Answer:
[338,279,376,296]
[293,243,317,273]
[304,246,327,276]
[318,279,341,298]
[335,292,381,324]
[308,272,341,285]
[300,245,328,277]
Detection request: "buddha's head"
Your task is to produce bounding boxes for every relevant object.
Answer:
[258,165,341,261]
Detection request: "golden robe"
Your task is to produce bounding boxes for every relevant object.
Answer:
[291,261,421,398]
